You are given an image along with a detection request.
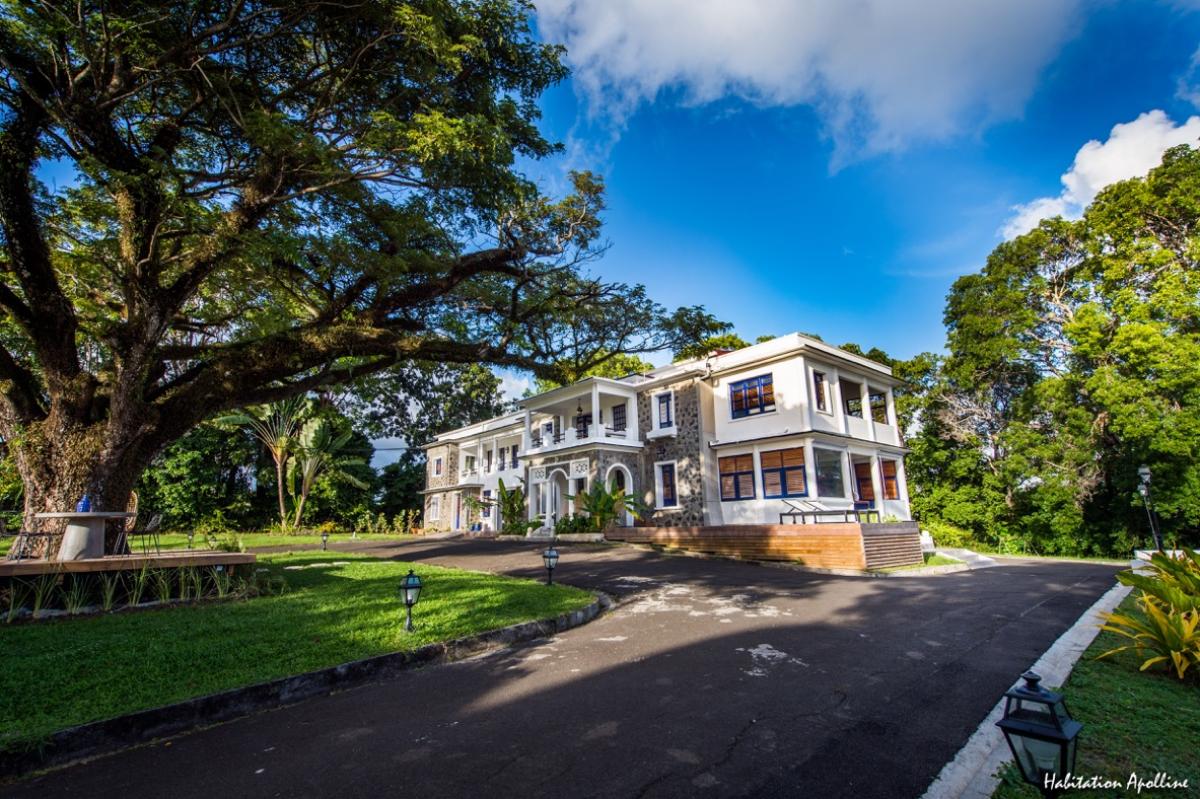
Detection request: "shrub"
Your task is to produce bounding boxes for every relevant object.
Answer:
[918,519,977,549]
[566,481,652,532]
[554,514,592,535]
[1098,548,1200,680]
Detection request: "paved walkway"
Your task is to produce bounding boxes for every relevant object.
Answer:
[6,540,1120,799]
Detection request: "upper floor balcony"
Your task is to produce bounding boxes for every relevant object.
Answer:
[520,377,644,456]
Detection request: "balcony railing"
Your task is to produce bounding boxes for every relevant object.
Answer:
[527,424,639,454]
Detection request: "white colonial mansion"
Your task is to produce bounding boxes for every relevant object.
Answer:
[421,333,911,533]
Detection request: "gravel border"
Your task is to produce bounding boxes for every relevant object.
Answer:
[0,593,610,779]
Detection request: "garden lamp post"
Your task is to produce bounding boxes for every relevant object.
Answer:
[995,671,1082,798]
[399,569,423,632]
[321,530,330,551]
[186,530,194,550]
[1136,465,1163,552]
[542,547,559,585]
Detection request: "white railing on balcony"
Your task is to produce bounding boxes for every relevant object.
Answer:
[527,424,639,453]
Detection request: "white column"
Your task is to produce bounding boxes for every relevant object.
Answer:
[829,367,845,434]
[751,445,764,500]
[868,454,883,519]
[895,456,911,516]
[860,382,875,442]
[522,410,532,450]
[627,395,638,441]
[591,383,601,440]
[884,389,900,445]
[803,440,816,497]
[839,450,854,501]
[798,356,814,429]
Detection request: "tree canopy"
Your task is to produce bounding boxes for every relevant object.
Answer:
[0,1,721,521]
[905,145,1200,555]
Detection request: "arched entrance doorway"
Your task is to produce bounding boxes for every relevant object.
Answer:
[605,463,635,527]
[547,469,570,527]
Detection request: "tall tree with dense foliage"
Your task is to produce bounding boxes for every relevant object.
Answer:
[346,361,507,512]
[0,1,721,527]
[534,351,655,392]
[918,145,1200,554]
[135,423,259,530]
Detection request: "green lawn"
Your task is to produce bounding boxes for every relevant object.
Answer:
[992,594,1200,798]
[152,531,417,550]
[0,550,592,751]
[873,552,964,573]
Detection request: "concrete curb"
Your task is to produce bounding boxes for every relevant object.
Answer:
[920,580,1132,799]
[0,593,611,780]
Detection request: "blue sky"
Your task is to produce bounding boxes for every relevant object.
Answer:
[509,0,1200,379]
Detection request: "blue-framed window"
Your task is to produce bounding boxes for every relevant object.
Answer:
[718,454,756,501]
[761,448,807,498]
[730,374,775,418]
[659,463,678,507]
[657,393,673,428]
[481,489,492,520]
[498,447,507,470]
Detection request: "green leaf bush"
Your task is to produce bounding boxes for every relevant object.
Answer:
[1098,549,1200,680]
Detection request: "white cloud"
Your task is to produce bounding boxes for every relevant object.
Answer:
[1176,46,1200,108]
[536,0,1081,163]
[1002,110,1200,238]
[496,370,533,402]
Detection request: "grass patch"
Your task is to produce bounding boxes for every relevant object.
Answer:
[873,552,964,573]
[152,531,417,551]
[992,593,1200,798]
[0,550,592,751]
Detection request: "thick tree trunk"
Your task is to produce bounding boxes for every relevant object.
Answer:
[8,417,147,558]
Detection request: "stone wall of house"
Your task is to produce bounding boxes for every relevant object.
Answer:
[423,489,451,532]
[637,378,706,526]
[424,443,460,490]
[422,486,483,532]
[594,449,642,491]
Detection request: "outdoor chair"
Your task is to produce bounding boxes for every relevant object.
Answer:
[1,517,56,561]
[125,514,163,555]
[113,492,161,555]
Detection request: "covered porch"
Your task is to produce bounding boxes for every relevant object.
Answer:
[520,378,643,455]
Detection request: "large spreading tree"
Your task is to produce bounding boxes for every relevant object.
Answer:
[0,1,722,530]
[907,145,1200,554]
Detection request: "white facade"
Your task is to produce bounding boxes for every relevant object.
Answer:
[423,333,912,530]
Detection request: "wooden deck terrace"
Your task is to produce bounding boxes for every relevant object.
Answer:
[606,522,923,571]
[0,550,257,578]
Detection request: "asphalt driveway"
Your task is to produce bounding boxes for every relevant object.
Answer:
[4,540,1120,799]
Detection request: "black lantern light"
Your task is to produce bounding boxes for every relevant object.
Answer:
[321,530,330,551]
[399,569,423,631]
[1136,465,1163,552]
[186,530,195,550]
[995,671,1082,798]
[542,547,559,585]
